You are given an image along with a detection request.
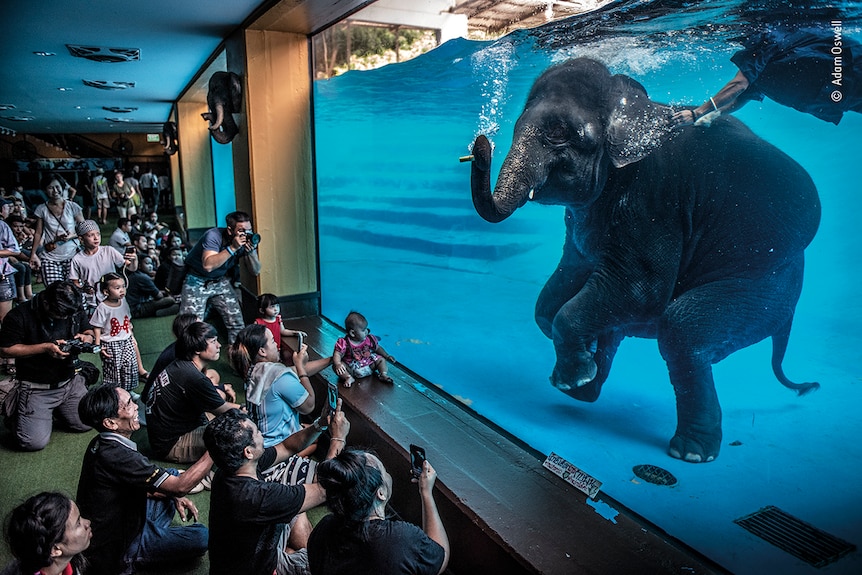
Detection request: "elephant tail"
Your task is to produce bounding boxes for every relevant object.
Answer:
[771,318,820,396]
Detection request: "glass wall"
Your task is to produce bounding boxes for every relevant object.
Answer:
[312,2,862,573]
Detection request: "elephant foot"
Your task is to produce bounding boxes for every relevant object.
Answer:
[667,426,721,463]
[551,351,601,402]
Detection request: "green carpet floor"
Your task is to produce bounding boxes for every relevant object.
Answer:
[0,312,242,573]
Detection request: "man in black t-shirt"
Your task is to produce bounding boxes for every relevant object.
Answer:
[76,384,213,575]
[0,280,93,451]
[146,321,241,462]
[203,404,350,575]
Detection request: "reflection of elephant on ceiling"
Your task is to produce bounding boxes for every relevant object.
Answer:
[202,71,242,144]
[470,58,821,463]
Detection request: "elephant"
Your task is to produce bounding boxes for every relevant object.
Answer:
[470,58,821,463]
[201,71,242,144]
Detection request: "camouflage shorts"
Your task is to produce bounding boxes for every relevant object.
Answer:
[179,275,244,344]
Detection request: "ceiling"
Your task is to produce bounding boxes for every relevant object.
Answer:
[0,0,604,137]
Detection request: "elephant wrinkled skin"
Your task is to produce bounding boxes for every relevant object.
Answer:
[470,58,821,463]
[202,71,242,144]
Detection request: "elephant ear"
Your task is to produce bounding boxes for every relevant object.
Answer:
[606,75,675,168]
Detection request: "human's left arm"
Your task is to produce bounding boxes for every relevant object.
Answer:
[273,398,350,465]
[240,247,261,276]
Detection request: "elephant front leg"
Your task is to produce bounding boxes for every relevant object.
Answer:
[666,361,722,462]
[548,296,607,402]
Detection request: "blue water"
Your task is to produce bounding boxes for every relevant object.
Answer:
[314,2,862,572]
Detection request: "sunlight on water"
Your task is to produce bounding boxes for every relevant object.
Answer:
[471,40,519,140]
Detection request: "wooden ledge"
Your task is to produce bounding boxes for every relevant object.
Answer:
[290,315,724,575]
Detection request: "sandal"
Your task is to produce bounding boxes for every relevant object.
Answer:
[377,373,393,384]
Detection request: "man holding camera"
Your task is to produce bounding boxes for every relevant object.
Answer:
[0,280,95,450]
[180,211,261,344]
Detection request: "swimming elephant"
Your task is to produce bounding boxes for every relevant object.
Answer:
[201,71,242,144]
[470,58,821,463]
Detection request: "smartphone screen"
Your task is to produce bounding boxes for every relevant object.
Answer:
[327,382,338,411]
[124,246,135,255]
[296,332,304,350]
[409,444,426,477]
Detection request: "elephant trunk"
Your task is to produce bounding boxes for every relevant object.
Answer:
[207,104,225,131]
[471,130,545,223]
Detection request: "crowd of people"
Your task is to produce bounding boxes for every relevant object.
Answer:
[0,195,450,575]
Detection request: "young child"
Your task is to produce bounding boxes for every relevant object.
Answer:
[255,293,331,375]
[332,310,395,387]
[91,273,140,392]
[69,219,136,313]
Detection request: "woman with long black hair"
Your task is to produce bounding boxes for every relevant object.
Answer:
[2,492,91,575]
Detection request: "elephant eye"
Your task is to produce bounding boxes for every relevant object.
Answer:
[545,123,569,146]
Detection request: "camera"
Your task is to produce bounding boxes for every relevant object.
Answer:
[59,339,101,355]
[239,229,261,249]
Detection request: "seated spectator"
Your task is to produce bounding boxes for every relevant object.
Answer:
[203,405,350,575]
[76,384,211,575]
[126,256,180,319]
[109,217,133,253]
[230,324,316,448]
[128,212,142,235]
[142,210,166,236]
[155,246,186,296]
[145,251,160,276]
[145,321,241,462]
[1,492,90,575]
[0,281,93,451]
[142,314,232,415]
[131,232,149,261]
[308,449,450,575]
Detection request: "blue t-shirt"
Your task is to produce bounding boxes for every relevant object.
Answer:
[246,363,309,448]
[184,227,236,279]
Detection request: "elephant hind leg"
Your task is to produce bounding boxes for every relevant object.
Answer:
[658,264,804,462]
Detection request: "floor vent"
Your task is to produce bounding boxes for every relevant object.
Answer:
[734,506,856,567]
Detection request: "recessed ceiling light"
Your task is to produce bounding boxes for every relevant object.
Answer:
[82,79,135,90]
[0,104,15,111]
[57,87,73,92]
[33,51,56,57]
[67,45,140,63]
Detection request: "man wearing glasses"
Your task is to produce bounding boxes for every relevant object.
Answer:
[77,384,213,575]
[0,280,94,450]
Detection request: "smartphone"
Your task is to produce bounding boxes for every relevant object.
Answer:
[296,332,304,351]
[124,246,135,256]
[409,444,426,478]
[326,381,338,412]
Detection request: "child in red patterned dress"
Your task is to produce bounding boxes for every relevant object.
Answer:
[255,293,331,375]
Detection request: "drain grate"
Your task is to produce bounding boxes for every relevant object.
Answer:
[632,464,678,486]
[734,506,856,567]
